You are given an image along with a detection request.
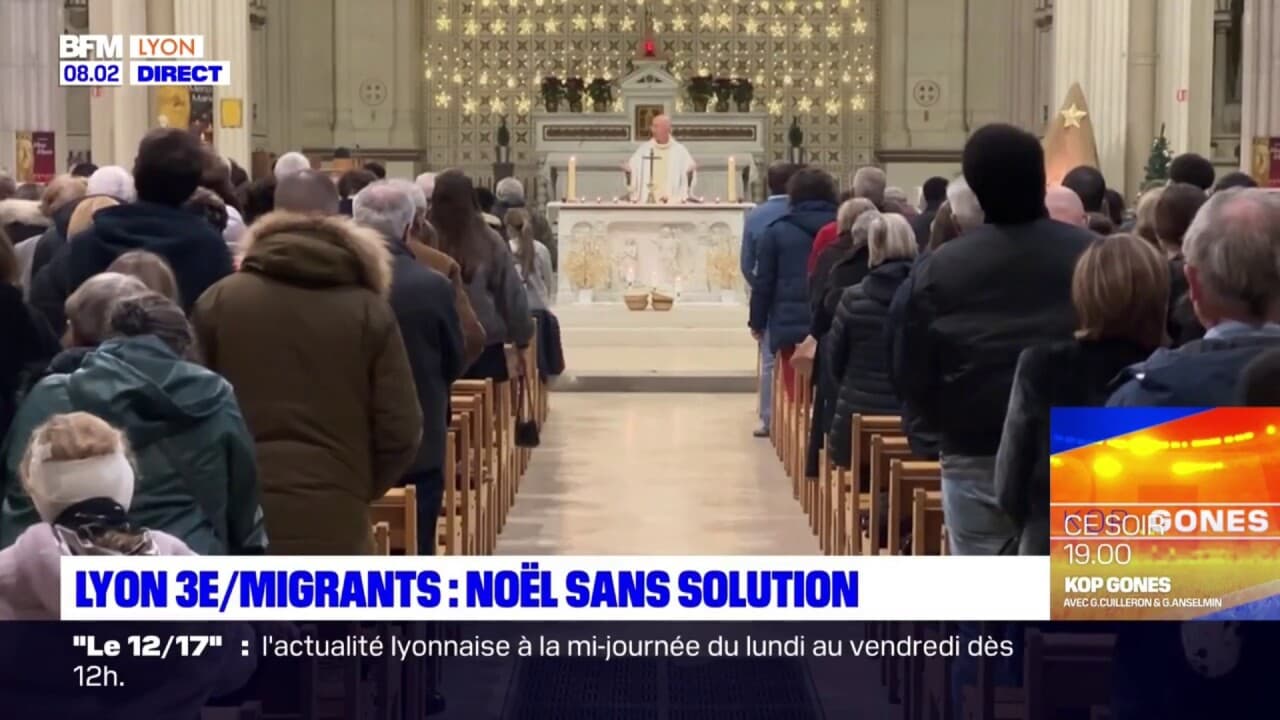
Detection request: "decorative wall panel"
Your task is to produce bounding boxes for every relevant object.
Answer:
[422,0,878,196]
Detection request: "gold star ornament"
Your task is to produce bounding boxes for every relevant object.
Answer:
[1060,103,1087,128]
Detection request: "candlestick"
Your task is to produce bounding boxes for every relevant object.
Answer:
[567,157,577,201]
[726,156,737,203]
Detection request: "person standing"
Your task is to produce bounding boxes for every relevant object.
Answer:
[894,124,1093,555]
[741,162,799,437]
[353,180,465,555]
[626,115,697,202]
[193,170,422,555]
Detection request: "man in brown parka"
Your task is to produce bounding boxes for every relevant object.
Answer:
[192,170,422,555]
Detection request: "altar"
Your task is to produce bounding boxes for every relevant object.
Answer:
[551,201,753,303]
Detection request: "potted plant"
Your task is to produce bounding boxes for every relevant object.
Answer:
[733,78,754,111]
[540,76,565,112]
[713,78,734,112]
[564,77,586,112]
[587,78,613,113]
[687,75,713,112]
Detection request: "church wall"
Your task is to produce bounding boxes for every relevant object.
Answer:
[282,0,336,151]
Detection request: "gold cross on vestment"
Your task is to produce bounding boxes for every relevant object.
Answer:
[1060,103,1087,129]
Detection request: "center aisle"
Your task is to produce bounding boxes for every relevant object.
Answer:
[497,393,818,555]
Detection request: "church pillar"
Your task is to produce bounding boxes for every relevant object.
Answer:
[173,0,251,168]
[1124,0,1157,199]
[878,0,909,150]
[1053,0,1132,192]
[1155,0,1214,159]
[0,0,65,176]
[90,0,150,167]
[1240,0,1280,175]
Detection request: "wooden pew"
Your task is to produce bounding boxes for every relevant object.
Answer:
[438,431,459,555]
[450,401,481,554]
[371,487,417,555]
[962,629,1116,720]
[452,380,498,553]
[886,460,942,555]
[372,521,392,556]
[846,415,904,556]
[864,434,914,556]
[911,489,944,555]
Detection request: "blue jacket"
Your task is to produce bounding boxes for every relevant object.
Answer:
[749,200,836,353]
[1107,326,1280,406]
[740,195,790,287]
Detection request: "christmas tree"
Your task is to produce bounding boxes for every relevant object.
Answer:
[1144,124,1173,183]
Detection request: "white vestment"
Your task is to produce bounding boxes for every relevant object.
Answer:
[627,139,696,203]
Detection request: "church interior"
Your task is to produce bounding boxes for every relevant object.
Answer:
[1,0,1279,717]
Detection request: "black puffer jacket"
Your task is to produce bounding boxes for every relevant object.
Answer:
[826,259,913,468]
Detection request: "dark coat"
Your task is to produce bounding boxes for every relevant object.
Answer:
[0,285,59,443]
[749,200,837,353]
[30,202,233,333]
[1107,329,1280,407]
[826,259,914,467]
[29,195,84,281]
[0,336,267,555]
[192,211,423,555]
[385,236,466,475]
[893,218,1093,456]
[465,229,535,348]
[1166,257,1204,346]
[995,339,1153,555]
[911,205,940,251]
[886,266,940,459]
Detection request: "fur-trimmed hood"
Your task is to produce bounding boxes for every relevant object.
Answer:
[239,210,392,297]
[0,199,50,229]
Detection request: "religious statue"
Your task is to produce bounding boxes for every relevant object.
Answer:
[626,114,697,203]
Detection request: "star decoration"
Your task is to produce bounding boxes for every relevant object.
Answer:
[462,97,477,115]
[767,98,783,116]
[850,93,866,111]
[798,23,812,39]
[825,24,841,39]
[716,12,732,29]
[851,18,867,33]
[434,91,451,108]
[544,18,559,32]
[785,0,797,11]
[699,12,714,29]
[744,17,759,34]
[571,14,587,30]
[769,21,786,37]
[797,96,813,113]
[825,98,841,115]
[591,12,608,30]
[435,16,451,31]
[653,19,664,31]
[840,0,851,6]
[1060,103,1087,128]
[864,70,875,83]
[518,18,534,34]
[672,14,688,31]
[782,74,793,86]
[479,71,490,86]
[516,96,531,115]
[464,19,479,35]
[451,72,464,84]
[490,97,506,114]
[620,16,635,31]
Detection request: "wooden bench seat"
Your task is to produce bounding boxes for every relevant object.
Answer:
[370,486,417,555]
[864,434,914,556]
[886,460,942,555]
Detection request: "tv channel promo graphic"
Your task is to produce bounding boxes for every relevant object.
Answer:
[58,34,229,87]
[1050,407,1280,620]
[58,555,1050,622]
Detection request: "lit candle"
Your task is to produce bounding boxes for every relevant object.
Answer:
[626,267,635,286]
[726,156,737,203]
[567,156,577,201]
[675,275,683,296]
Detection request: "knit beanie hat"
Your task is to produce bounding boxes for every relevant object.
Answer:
[20,414,135,522]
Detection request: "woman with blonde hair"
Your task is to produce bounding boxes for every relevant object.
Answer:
[825,213,918,468]
[0,412,193,619]
[995,234,1169,555]
[2,291,265,555]
[107,250,180,302]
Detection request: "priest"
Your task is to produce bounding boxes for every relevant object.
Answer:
[626,114,697,203]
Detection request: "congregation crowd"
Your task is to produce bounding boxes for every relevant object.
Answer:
[0,128,563,619]
[742,122,1278,557]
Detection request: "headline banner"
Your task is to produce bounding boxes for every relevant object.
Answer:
[60,556,1050,622]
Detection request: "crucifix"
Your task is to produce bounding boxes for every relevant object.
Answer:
[643,147,659,204]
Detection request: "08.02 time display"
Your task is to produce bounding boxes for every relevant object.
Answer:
[59,61,123,87]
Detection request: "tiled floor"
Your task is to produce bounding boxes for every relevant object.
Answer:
[496,393,818,555]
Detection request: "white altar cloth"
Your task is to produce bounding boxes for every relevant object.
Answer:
[549,202,754,303]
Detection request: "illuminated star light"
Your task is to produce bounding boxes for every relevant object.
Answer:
[462,97,477,115]
[851,18,867,33]
[591,12,608,30]
[434,91,451,108]
[518,18,534,34]
[769,21,786,37]
[716,12,732,29]
[620,16,636,31]
[464,19,479,35]
[797,96,813,113]
[544,18,559,32]
[1060,103,1087,128]
[672,14,688,31]
[825,24,841,39]
[571,14,587,30]
[491,97,506,114]
[744,17,759,34]
[515,96,532,114]
[767,98,783,115]
[436,16,451,31]
[850,94,866,110]
[699,12,714,29]
[798,23,812,39]
[825,98,840,115]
